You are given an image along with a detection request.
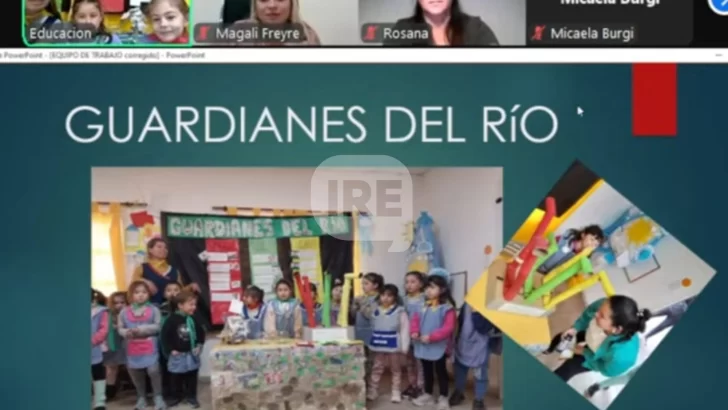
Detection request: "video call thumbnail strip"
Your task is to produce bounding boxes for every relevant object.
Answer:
[15,0,728,47]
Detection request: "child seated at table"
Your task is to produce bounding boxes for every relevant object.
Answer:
[242,285,266,339]
[301,283,322,327]
[537,225,605,274]
[264,279,303,339]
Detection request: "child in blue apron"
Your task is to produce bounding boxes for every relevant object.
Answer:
[161,291,205,408]
[537,225,605,274]
[263,279,303,338]
[301,283,323,327]
[367,284,411,403]
[450,303,502,410]
[92,289,110,410]
[410,275,457,409]
[119,280,165,410]
[103,291,127,402]
[352,272,384,383]
[403,271,427,399]
[241,285,266,339]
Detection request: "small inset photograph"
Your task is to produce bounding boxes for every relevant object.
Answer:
[467,160,716,409]
[358,0,526,46]
[91,167,504,410]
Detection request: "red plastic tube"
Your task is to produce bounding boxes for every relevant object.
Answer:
[503,197,556,301]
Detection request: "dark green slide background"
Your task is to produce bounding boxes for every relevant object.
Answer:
[1,65,725,410]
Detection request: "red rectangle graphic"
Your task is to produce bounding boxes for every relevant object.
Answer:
[632,64,677,136]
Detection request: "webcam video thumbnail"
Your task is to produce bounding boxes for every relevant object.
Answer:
[20,0,726,47]
[24,0,191,46]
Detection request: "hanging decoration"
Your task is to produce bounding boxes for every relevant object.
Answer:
[357,214,374,256]
[593,206,667,268]
[406,211,445,276]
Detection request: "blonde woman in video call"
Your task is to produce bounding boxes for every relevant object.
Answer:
[237,0,321,45]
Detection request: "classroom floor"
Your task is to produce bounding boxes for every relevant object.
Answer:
[106,376,503,410]
[537,286,587,370]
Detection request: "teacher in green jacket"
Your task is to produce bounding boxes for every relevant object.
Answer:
[554,295,651,381]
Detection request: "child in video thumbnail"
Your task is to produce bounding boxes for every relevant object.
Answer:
[236,0,321,45]
[367,284,411,403]
[403,271,427,399]
[92,289,110,410]
[241,285,267,339]
[25,0,61,28]
[103,291,128,402]
[386,0,499,46]
[161,291,205,408]
[263,278,303,338]
[537,225,605,274]
[119,280,165,410]
[71,0,121,44]
[410,275,457,409]
[301,283,322,327]
[142,0,189,44]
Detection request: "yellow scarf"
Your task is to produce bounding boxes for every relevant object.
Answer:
[147,258,171,276]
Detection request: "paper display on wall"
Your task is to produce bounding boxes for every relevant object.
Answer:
[206,239,242,324]
[248,238,280,300]
[290,237,323,302]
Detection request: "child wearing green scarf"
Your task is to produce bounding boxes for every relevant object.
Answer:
[161,290,205,408]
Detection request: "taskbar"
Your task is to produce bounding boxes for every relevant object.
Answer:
[1,48,726,63]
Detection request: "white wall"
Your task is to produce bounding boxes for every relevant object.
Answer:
[196,0,361,45]
[92,167,425,285]
[92,167,503,295]
[418,168,503,305]
[556,183,716,311]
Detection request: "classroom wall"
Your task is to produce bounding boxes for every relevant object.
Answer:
[92,167,425,285]
[418,168,503,305]
[556,183,716,311]
[92,167,503,291]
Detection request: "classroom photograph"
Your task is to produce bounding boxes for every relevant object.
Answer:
[469,160,716,409]
[90,167,504,410]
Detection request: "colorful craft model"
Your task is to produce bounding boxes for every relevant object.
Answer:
[406,211,445,277]
[502,197,615,311]
[290,252,316,327]
[594,207,667,268]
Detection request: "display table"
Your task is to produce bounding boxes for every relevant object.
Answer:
[210,339,366,410]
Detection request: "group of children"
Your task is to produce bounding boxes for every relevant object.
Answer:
[92,269,500,410]
[229,271,501,410]
[91,280,204,410]
[25,0,189,44]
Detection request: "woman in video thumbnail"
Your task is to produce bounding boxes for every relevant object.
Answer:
[236,0,321,45]
[71,0,122,44]
[24,0,62,29]
[386,0,499,46]
[141,0,190,43]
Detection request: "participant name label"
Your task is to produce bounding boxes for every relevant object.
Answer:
[195,23,307,44]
